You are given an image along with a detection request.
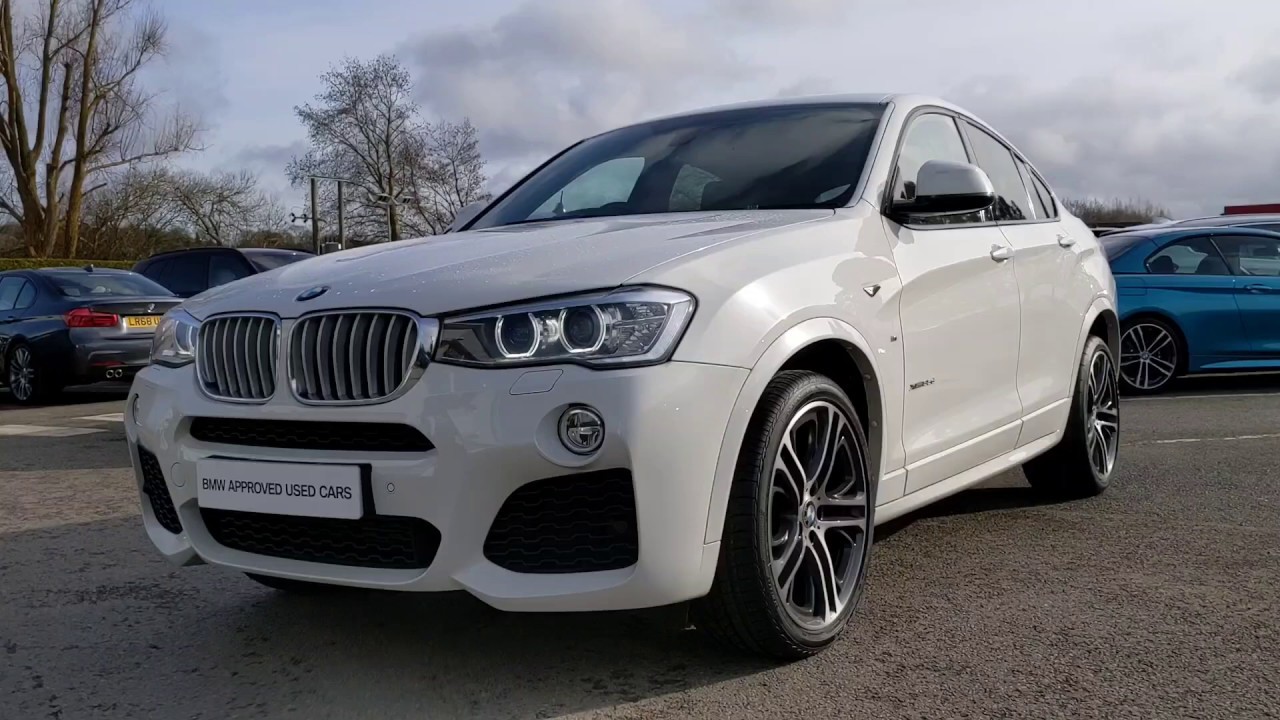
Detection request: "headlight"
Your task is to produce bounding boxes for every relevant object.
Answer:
[150,309,200,368]
[436,287,695,368]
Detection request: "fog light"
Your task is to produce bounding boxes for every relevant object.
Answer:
[130,395,141,425]
[558,406,605,455]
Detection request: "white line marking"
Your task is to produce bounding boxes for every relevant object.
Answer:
[74,413,125,422]
[0,424,104,437]
[1128,432,1280,447]
[1127,391,1280,402]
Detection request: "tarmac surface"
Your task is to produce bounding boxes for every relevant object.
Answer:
[2,377,1278,719]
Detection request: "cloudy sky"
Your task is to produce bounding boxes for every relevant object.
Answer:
[162,0,1280,219]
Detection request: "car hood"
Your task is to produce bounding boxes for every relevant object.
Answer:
[181,210,831,319]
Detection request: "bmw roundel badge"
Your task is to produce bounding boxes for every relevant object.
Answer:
[296,286,329,302]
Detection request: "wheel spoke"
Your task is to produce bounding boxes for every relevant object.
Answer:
[806,536,834,621]
[776,437,806,503]
[1148,356,1175,373]
[1148,333,1172,354]
[817,493,867,531]
[774,533,804,598]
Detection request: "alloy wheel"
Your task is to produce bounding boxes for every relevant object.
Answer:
[769,400,868,630]
[1086,349,1120,478]
[8,347,34,402]
[1120,323,1177,390]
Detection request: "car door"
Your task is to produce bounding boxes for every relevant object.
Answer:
[881,111,1024,494]
[1214,234,1280,357]
[0,274,28,360]
[960,121,1086,442]
[1139,235,1249,365]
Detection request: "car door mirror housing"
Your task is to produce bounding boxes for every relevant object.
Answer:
[891,160,996,220]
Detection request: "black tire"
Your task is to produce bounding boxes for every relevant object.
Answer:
[244,573,358,594]
[1117,316,1182,395]
[692,370,875,660]
[5,342,60,405]
[1024,335,1120,499]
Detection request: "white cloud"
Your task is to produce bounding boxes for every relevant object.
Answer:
[166,0,1280,218]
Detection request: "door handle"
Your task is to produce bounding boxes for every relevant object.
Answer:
[990,245,1013,262]
[1244,284,1273,294]
[1057,233,1076,248]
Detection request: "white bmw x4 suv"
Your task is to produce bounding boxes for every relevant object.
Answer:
[129,94,1119,659]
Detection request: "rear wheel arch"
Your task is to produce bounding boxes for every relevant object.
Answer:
[703,319,887,545]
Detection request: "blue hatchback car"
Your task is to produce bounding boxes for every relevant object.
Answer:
[1102,227,1280,393]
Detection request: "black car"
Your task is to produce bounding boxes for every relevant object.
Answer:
[132,247,313,298]
[0,267,180,404]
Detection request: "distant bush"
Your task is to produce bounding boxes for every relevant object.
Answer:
[1063,197,1172,225]
[0,258,136,272]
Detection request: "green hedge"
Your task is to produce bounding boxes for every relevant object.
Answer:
[0,258,136,272]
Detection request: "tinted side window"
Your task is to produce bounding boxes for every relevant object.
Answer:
[140,259,169,282]
[160,255,210,296]
[1214,235,1280,277]
[0,276,23,311]
[1015,159,1050,220]
[1028,168,1057,219]
[14,280,36,309]
[892,113,978,226]
[1146,237,1230,275]
[963,123,1032,222]
[208,253,253,288]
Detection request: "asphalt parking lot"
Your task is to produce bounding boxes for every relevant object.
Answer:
[2,378,1279,720]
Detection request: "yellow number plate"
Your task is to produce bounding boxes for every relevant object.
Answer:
[125,315,161,329]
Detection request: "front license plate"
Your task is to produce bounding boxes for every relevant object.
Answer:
[125,315,161,329]
[195,458,363,519]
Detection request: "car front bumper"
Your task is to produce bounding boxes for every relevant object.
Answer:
[126,359,748,611]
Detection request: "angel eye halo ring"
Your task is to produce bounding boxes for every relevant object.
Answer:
[434,286,695,368]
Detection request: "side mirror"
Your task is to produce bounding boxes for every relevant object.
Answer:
[445,201,488,233]
[892,160,995,219]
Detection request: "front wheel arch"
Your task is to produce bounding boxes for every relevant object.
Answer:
[702,319,890,546]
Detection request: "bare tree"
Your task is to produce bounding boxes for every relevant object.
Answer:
[0,0,199,257]
[404,118,490,236]
[288,54,488,245]
[74,165,287,258]
[1064,196,1172,226]
[164,168,277,245]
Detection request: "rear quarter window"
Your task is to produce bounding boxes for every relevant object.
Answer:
[1099,234,1149,263]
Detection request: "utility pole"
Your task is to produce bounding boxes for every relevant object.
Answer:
[336,181,345,250]
[309,177,320,254]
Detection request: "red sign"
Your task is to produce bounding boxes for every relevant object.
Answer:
[1223,203,1280,215]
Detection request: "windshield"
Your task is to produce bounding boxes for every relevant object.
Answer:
[246,251,311,271]
[48,272,173,298]
[470,103,886,230]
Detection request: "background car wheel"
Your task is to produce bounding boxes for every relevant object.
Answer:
[1118,317,1181,395]
[5,343,60,405]
[693,370,874,660]
[244,573,359,594]
[1024,335,1119,499]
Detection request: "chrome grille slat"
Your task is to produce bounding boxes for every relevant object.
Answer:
[243,319,262,399]
[349,314,369,398]
[288,310,423,405]
[332,314,349,401]
[195,314,280,402]
[232,318,252,399]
